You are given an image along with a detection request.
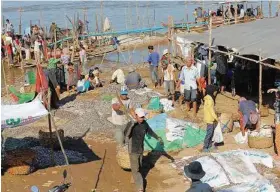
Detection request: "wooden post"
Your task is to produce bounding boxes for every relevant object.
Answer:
[208,13,212,85]
[234,2,238,24]
[100,1,104,32]
[171,16,176,57]
[259,51,262,112]
[47,89,55,166]
[269,0,272,18]
[18,8,23,35]
[2,60,9,95]
[167,16,171,64]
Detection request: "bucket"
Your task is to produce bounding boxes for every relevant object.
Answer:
[220,113,233,133]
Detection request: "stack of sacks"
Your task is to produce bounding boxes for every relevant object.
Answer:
[160,98,174,112]
[166,117,187,142]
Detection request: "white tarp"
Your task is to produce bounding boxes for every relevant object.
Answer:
[166,118,187,142]
[196,156,230,188]
[160,98,174,112]
[212,150,263,184]
[217,179,276,192]
[1,99,48,129]
[172,150,275,191]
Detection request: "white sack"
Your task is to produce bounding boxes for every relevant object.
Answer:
[212,122,224,143]
[196,156,230,188]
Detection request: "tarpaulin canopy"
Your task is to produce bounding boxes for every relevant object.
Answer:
[176,17,280,61]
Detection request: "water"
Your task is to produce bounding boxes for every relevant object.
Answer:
[2,1,277,33]
[2,1,278,91]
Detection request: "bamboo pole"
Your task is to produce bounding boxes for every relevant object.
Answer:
[168,16,171,64]
[18,8,23,35]
[208,13,212,85]
[171,17,176,57]
[208,48,280,71]
[2,60,9,95]
[100,1,104,32]
[269,0,272,18]
[234,1,237,24]
[47,88,55,166]
[259,51,262,114]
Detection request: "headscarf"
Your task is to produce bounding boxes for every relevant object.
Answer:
[239,97,247,103]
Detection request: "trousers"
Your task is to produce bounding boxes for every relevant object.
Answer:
[203,123,215,149]
[129,153,143,191]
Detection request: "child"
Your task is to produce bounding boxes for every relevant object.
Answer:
[203,87,219,152]
[76,75,90,93]
[67,62,75,92]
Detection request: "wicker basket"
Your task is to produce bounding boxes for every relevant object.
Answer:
[220,113,233,133]
[116,145,131,170]
[5,149,36,175]
[39,129,64,149]
[260,105,269,117]
[248,135,273,149]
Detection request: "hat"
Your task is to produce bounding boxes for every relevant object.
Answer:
[135,108,147,118]
[184,161,205,180]
[163,49,168,55]
[128,67,135,73]
[120,86,128,95]
[249,112,259,124]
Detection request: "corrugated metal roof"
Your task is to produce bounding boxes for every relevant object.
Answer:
[177,17,280,60]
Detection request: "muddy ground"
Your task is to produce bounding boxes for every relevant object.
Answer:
[1,60,279,192]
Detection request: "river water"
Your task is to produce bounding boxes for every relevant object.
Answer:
[2,1,277,33]
[1,1,278,91]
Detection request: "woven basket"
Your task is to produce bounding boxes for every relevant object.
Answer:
[248,135,273,149]
[39,129,64,149]
[5,149,36,175]
[260,105,269,117]
[220,113,233,133]
[116,145,131,170]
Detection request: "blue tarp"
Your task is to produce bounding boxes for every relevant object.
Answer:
[146,113,167,131]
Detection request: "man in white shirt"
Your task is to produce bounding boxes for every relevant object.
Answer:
[161,60,176,106]
[238,4,245,20]
[176,57,200,116]
[110,68,125,85]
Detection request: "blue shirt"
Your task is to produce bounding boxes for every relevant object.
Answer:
[186,180,213,192]
[147,52,160,67]
[239,100,257,125]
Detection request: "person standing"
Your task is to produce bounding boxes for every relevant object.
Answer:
[79,46,88,75]
[147,45,160,88]
[176,57,200,117]
[23,35,31,60]
[34,37,41,64]
[5,19,14,34]
[268,87,280,160]
[193,9,198,23]
[125,108,163,192]
[203,88,219,152]
[49,22,57,43]
[161,60,176,106]
[214,51,228,93]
